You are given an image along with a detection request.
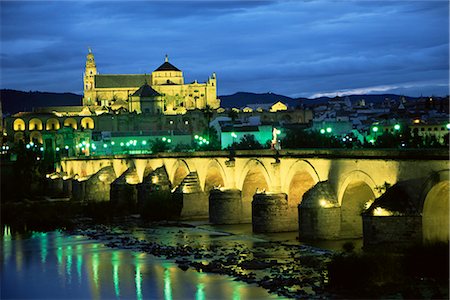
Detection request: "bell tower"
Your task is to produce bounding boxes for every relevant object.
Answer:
[83,48,98,106]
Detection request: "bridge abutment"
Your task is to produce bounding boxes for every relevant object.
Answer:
[209,188,242,224]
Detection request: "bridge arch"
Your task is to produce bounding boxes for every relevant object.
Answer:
[170,159,190,189]
[239,159,271,222]
[421,170,449,243]
[338,170,377,238]
[285,159,320,207]
[202,159,226,193]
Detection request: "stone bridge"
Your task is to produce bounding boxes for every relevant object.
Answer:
[55,149,449,246]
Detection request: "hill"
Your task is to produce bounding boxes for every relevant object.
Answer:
[0,89,82,115]
[0,89,431,114]
[218,92,306,108]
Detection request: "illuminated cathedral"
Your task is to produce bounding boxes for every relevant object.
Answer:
[83,49,220,114]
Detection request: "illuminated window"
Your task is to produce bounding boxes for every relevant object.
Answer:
[46,118,60,131]
[29,118,43,131]
[64,118,78,129]
[81,117,94,129]
[13,119,25,131]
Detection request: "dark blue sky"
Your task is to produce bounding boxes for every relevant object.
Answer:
[1,0,448,98]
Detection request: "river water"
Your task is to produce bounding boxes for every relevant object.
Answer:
[1,225,281,299]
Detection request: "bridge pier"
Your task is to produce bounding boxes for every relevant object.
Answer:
[252,193,291,233]
[298,181,341,240]
[71,178,87,202]
[110,168,139,214]
[172,172,208,219]
[46,175,64,197]
[84,166,116,202]
[209,188,242,224]
[137,167,173,219]
[62,178,72,197]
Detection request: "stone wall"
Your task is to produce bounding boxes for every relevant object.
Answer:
[252,193,292,233]
[209,189,242,224]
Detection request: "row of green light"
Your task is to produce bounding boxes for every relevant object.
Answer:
[320,127,332,134]
[372,124,401,133]
[194,135,209,145]
[162,137,172,143]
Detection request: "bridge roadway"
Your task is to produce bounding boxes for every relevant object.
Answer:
[56,148,449,246]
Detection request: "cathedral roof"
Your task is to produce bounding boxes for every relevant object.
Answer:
[154,55,181,72]
[95,75,151,88]
[131,83,161,97]
[154,61,181,72]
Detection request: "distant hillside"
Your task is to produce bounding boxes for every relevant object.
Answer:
[307,94,420,106]
[219,92,306,108]
[218,92,423,108]
[0,89,82,114]
[0,89,431,114]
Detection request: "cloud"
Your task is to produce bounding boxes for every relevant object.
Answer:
[0,0,448,97]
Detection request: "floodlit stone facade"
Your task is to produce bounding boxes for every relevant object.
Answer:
[83,49,220,113]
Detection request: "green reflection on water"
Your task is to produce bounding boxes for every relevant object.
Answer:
[164,266,172,300]
[112,251,120,298]
[135,255,143,300]
[55,233,63,275]
[233,285,241,300]
[39,233,48,264]
[66,245,73,283]
[76,244,83,284]
[2,226,12,265]
[196,272,205,300]
[92,244,99,288]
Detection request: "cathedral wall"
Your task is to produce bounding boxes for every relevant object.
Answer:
[151,71,184,85]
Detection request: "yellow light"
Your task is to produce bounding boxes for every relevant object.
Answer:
[413,119,420,124]
[373,207,393,216]
[319,199,334,208]
[364,199,374,210]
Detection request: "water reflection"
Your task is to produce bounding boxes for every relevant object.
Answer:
[1,225,280,299]
[135,253,143,300]
[112,251,120,297]
[76,244,83,284]
[164,264,172,300]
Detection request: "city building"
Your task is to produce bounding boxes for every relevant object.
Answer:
[83,49,220,113]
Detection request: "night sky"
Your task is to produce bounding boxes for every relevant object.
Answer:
[1,0,448,98]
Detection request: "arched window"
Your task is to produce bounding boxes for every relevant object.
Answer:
[30,131,43,144]
[46,118,60,131]
[81,117,94,129]
[29,118,43,131]
[64,118,78,129]
[13,119,26,131]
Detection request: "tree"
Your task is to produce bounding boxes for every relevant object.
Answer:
[202,105,214,141]
[228,134,265,150]
[150,138,171,153]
